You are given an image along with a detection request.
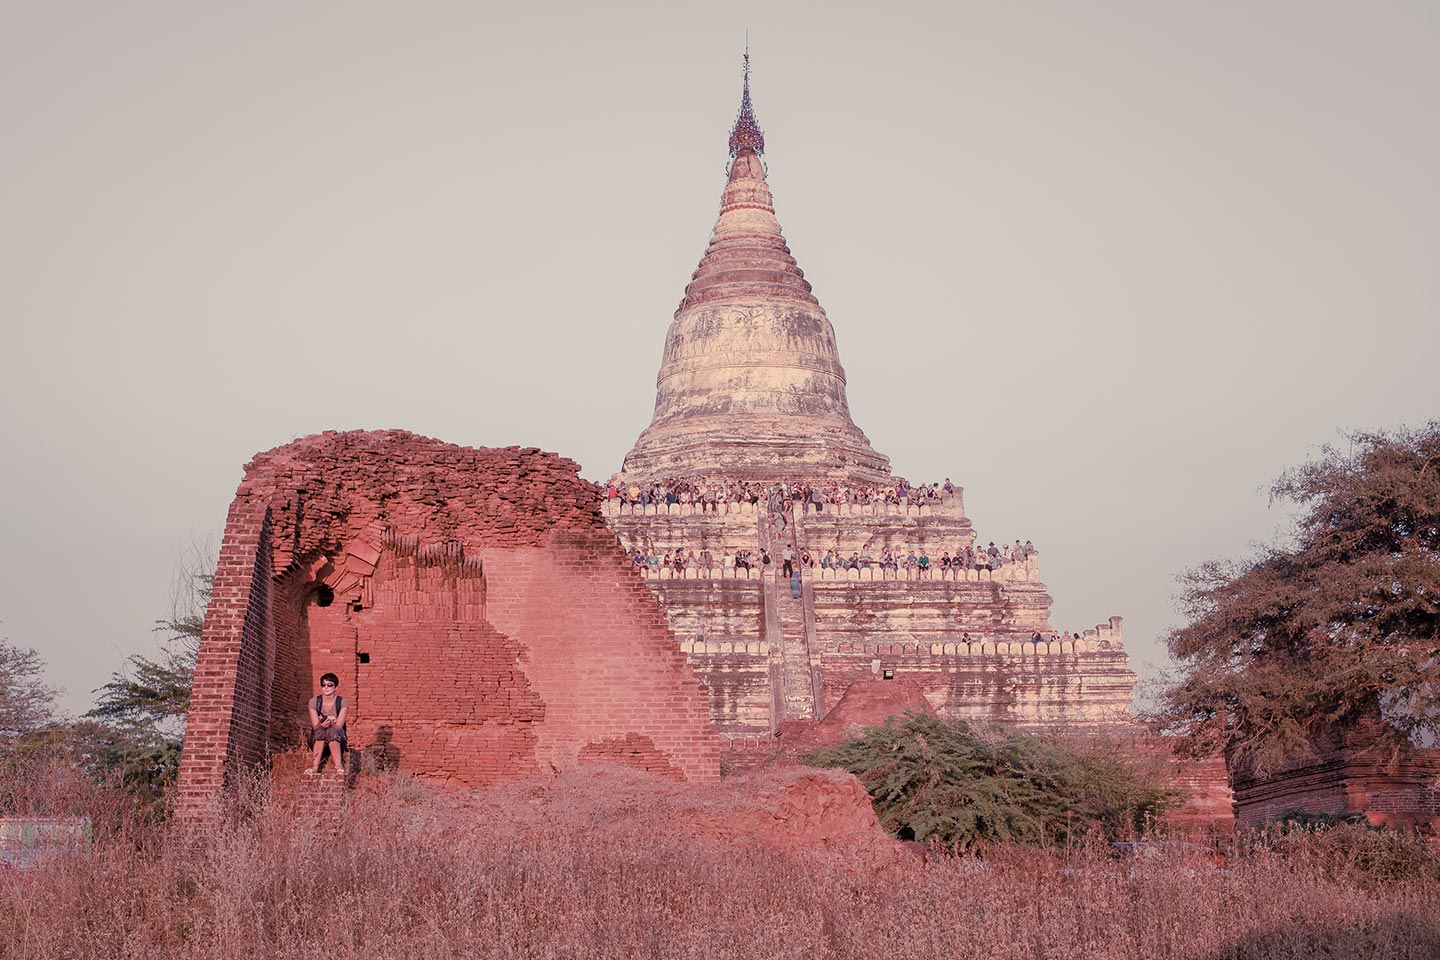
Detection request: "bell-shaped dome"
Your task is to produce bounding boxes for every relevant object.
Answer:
[617,62,890,485]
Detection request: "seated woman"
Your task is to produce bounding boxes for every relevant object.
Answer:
[307,673,349,776]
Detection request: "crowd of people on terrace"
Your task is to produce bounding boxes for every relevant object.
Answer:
[605,476,960,511]
[628,539,1037,579]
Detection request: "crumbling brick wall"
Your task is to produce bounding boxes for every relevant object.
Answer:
[176,501,275,814]
[1231,724,1440,835]
[178,431,721,818]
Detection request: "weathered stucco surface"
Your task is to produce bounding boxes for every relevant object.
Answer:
[619,147,890,485]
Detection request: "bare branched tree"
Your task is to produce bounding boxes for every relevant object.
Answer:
[0,636,56,753]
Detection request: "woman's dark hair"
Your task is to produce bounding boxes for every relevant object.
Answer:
[320,672,340,687]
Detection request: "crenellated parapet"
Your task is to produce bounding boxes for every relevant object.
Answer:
[602,495,969,520]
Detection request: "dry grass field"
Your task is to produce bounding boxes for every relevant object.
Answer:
[3,763,1437,960]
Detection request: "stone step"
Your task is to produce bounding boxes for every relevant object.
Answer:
[268,750,356,815]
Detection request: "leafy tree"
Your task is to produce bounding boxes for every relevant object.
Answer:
[83,560,210,796]
[809,712,1178,849]
[0,639,56,753]
[1157,423,1440,773]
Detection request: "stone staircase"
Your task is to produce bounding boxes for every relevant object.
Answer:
[762,508,820,722]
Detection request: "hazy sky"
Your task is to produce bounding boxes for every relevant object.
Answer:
[3,2,1437,715]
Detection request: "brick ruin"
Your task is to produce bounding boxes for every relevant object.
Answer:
[1229,724,1440,836]
[177,432,720,818]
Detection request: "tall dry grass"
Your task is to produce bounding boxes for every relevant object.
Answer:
[2,763,1437,960]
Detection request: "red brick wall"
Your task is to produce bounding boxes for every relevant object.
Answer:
[352,617,544,785]
[178,431,720,817]
[481,529,720,781]
[176,501,275,817]
[1234,739,1440,834]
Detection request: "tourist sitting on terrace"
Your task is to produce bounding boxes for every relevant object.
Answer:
[917,551,930,578]
[307,673,348,777]
[609,475,966,515]
[820,549,836,570]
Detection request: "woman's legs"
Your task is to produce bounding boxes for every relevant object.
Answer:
[327,739,345,775]
[308,739,325,773]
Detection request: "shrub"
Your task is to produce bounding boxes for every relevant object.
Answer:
[1255,814,1440,891]
[807,711,1180,849]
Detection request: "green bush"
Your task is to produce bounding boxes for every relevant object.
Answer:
[808,711,1180,850]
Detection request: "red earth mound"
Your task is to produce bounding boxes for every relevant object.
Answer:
[414,762,905,872]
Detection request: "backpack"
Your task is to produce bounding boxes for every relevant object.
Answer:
[314,693,345,722]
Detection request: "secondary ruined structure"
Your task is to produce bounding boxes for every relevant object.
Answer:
[607,57,1137,741]
[178,432,720,818]
[1230,723,1440,836]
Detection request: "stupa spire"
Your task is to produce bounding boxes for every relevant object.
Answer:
[728,48,765,158]
[616,52,891,485]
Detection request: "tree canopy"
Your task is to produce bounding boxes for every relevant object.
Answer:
[81,569,207,796]
[0,640,56,752]
[1157,422,1440,772]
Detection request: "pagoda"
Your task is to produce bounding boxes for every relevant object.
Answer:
[605,56,1136,740]
[618,53,889,485]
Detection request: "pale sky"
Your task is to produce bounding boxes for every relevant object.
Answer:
[3,2,1436,716]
